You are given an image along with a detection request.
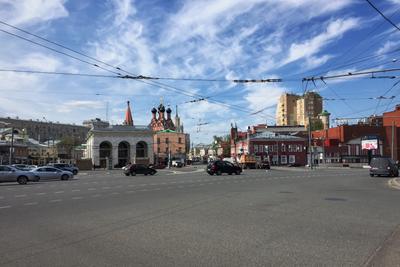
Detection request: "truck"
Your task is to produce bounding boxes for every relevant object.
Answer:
[239,154,256,169]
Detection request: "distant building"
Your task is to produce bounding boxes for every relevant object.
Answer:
[276,92,323,128]
[150,104,189,164]
[230,125,307,166]
[85,101,153,168]
[0,116,89,143]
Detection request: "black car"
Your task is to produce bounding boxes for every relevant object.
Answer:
[370,157,399,177]
[207,160,242,175]
[124,164,157,176]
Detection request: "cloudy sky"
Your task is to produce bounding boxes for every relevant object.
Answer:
[1,0,400,144]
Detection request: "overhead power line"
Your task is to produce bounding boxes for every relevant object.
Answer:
[0,20,282,83]
[365,0,400,32]
[303,68,400,82]
[0,69,119,78]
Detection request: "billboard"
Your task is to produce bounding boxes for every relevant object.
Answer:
[361,139,378,150]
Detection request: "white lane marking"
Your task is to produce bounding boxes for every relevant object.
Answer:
[103,187,111,189]
[110,192,120,195]
[49,199,62,203]
[125,191,135,194]
[88,188,96,191]
[54,191,64,194]
[15,194,27,198]
[0,205,11,209]
[91,194,101,197]
[72,196,83,200]
[24,202,38,206]
[72,189,80,192]
[36,193,46,195]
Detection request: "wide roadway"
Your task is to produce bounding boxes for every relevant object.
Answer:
[0,167,399,266]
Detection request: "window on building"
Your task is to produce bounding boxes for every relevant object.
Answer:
[281,155,287,164]
[289,155,296,164]
[281,144,286,152]
[259,145,264,153]
[254,145,258,153]
[157,138,160,144]
[166,138,169,144]
[165,147,168,153]
[178,147,182,153]
[157,147,160,153]
[178,138,182,144]
[273,144,278,152]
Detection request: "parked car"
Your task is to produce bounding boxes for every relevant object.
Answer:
[370,157,399,177]
[0,165,39,184]
[172,159,184,168]
[47,163,79,175]
[11,164,37,171]
[207,160,242,175]
[31,167,73,181]
[124,164,157,176]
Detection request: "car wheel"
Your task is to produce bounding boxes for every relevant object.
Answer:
[370,174,374,177]
[73,170,78,175]
[61,174,69,180]
[17,176,28,185]
[235,170,241,175]
[131,171,136,176]
[216,170,222,176]
[125,173,130,176]
[144,173,148,176]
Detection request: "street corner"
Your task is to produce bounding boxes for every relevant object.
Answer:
[388,178,400,190]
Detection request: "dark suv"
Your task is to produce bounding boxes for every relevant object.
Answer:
[124,164,157,176]
[370,157,399,177]
[47,163,79,175]
[207,160,242,175]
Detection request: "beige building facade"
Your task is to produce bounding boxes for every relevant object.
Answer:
[276,92,323,127]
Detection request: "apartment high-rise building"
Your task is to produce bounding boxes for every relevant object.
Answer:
[276,93,300,126]
[276,92,323,127]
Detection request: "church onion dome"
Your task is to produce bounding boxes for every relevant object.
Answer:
[166,107,172,113]
[151,107,157,113]
[158,103,165,112]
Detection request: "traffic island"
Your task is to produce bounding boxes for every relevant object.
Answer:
[388,178,400,190]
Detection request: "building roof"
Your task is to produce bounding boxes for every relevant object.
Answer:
[249,131,305,141]
[124,101,134,126]
[91,125,151,132]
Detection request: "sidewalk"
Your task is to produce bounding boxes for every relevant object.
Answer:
[388,178,400,190]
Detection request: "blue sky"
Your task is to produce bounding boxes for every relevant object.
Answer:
[1,0,400,144]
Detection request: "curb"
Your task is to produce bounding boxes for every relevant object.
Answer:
[388,178,400,190]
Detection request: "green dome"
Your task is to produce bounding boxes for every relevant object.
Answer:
[319,110,330,116]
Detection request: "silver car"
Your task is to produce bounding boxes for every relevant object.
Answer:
[30,167,73,181]
[0,165,39,185]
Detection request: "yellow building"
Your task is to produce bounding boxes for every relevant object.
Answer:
[276,92,323,127]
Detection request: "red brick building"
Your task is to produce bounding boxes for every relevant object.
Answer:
[231,125,307,166]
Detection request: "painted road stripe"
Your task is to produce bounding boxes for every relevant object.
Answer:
[72,196,83,200]
[24,202,38,206]
[49,199,62,203]
[15,194,27,198]
[0,205,11,209]
[54,191,64,194]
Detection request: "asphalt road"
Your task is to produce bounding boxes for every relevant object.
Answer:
[0,167,399,266]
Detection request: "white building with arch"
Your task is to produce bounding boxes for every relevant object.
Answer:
[85,102,154,168]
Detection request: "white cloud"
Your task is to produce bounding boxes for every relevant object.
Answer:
[376,40,400,55]
[109,0,137,26]
[244,84,285,119]
[58,100,105,113]
[0,0,68,26]
[283,18,359,65]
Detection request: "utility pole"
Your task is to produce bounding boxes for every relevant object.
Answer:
[308,116,313,169]
[391,120,395,159]
[9,127,14,164]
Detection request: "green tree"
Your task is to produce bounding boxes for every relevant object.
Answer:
[310,119,324,131]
